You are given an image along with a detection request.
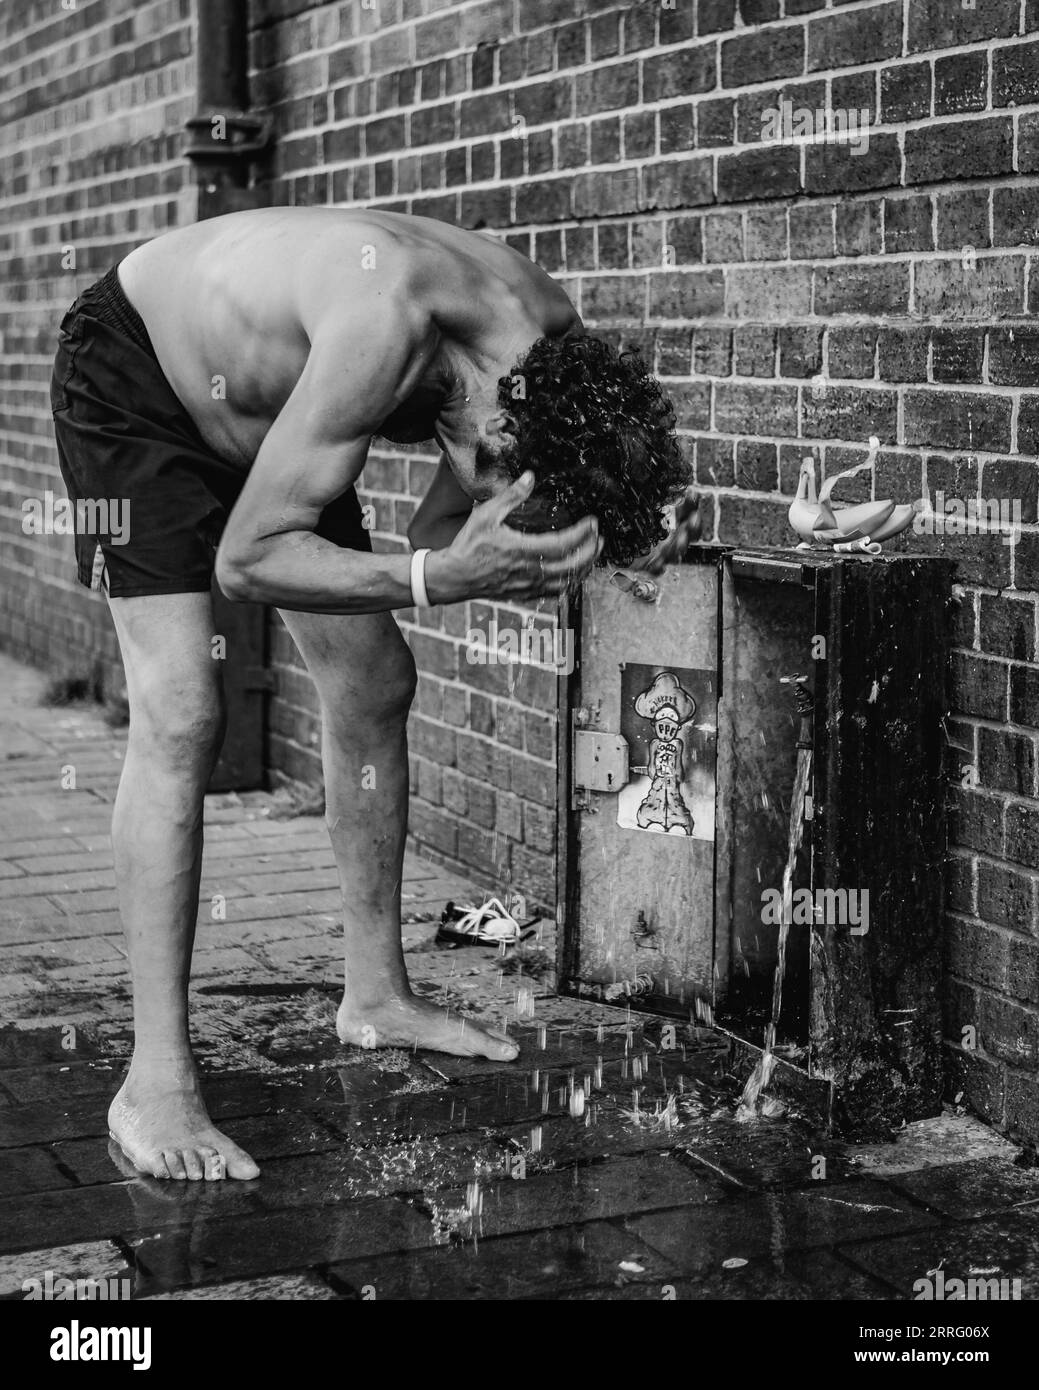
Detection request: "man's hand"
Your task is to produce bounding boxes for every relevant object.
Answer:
[425,472,602,604]
[630,487,702,575]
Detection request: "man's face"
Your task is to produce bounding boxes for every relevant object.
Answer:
[439,415,516,502]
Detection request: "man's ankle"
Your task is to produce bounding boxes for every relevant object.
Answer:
[124,1049,198,1080]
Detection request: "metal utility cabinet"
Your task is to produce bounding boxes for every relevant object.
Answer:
[557,546,954,1139]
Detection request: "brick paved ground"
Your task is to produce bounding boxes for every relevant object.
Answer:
[2,649,1038,1301]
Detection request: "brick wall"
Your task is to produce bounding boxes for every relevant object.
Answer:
[248,0,1039,1139]
[2,0,1038,1142]
[0,0,196,695]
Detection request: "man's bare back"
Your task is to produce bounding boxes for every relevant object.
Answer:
[119,207,577,471]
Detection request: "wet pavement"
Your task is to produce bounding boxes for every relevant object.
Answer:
[2,650,1038,1301]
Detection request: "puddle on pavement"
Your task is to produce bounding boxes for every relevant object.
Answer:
[1,998,850,1268]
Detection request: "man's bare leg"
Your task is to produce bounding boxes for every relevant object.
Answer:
[105,592,259,1180]
[278,609,518,1061]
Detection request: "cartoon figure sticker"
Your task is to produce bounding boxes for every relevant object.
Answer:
[617,664,716,841]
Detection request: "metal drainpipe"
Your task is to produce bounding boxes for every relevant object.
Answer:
[183,0,274,793]
[184,0,272,219]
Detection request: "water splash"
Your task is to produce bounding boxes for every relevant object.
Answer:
[737,740,813,1122]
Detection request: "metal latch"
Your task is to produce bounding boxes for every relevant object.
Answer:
[572,728,629,809]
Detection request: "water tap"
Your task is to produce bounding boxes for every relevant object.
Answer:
[780,673,814,748]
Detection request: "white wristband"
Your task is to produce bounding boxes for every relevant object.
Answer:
[410,547,432,607]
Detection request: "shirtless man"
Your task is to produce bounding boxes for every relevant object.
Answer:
[51,208,696,1180]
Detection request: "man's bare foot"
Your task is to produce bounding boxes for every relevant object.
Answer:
[337,993,519,1061]
[108,1065,260,1181]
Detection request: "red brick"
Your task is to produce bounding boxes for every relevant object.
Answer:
[884,195,933,254]
[992,37,1039,107]
[647,42,718,104]
[574,168,640,217]
[931,328,984,384]
[648,270,724,319]
[826,326,876,379]
[720,25,805,87]
[992,188,1039,250]
[979,726,1037,797]
[906,1,1018,54]
[914,257,1025,319]
[936,189,991,252]
[803,386,897,445]
[640,159,712,212]
[878,327,929,383]
[716,495,791,546]
[978,860,1039,937]
[905,118,1013,184]
[1006,1071,1039,1143]
[719,146,801,203]
[726,265,812,318]
[951,653,1009,722]
[733,325,775,378]
[935,51,988,115]
[880,62,931,123]
[714,383,799,436]
[948,918,1010,992]
[904,390,1012,454]
[1006,801,1039,869]
[815,263,909,316]
[807,1,901,70]
[835,199,882,257]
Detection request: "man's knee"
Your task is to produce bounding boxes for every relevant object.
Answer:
[322,641,417,729]
[384,644,418,718]
[129,673,226,770]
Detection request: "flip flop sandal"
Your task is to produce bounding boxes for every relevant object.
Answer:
[435,897,540,948]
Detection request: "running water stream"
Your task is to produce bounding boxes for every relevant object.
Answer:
[736,690,813,1121]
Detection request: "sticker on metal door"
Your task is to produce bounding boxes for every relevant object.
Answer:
[617,664,717,841]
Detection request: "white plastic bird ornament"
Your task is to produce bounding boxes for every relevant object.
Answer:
[788,451,919,551]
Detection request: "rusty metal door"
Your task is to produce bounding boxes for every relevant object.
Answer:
[558,560,721,1015]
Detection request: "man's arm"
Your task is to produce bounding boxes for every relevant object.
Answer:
[215,290,425,612]
[407,454,473,551]
[215,289,600,613]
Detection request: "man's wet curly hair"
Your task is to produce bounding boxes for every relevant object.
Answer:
[494,330,692,566]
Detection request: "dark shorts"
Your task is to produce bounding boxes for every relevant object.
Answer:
[50,263,372,598]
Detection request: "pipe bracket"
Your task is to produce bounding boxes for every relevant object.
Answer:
[185,111,273,164]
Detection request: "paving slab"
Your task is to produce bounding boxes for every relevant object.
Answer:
[0,1238,129,1300]
[549,1248,896,1301]
[329,1219,674,1300]
[841,1205,1039,1299]
[0,1146,74,1198]
[139,1272,341,1300]
[130,1199,433,1295]
[886,1157,1039,1220]
[619,1180,936,1275]
[428,1152,724,1242]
